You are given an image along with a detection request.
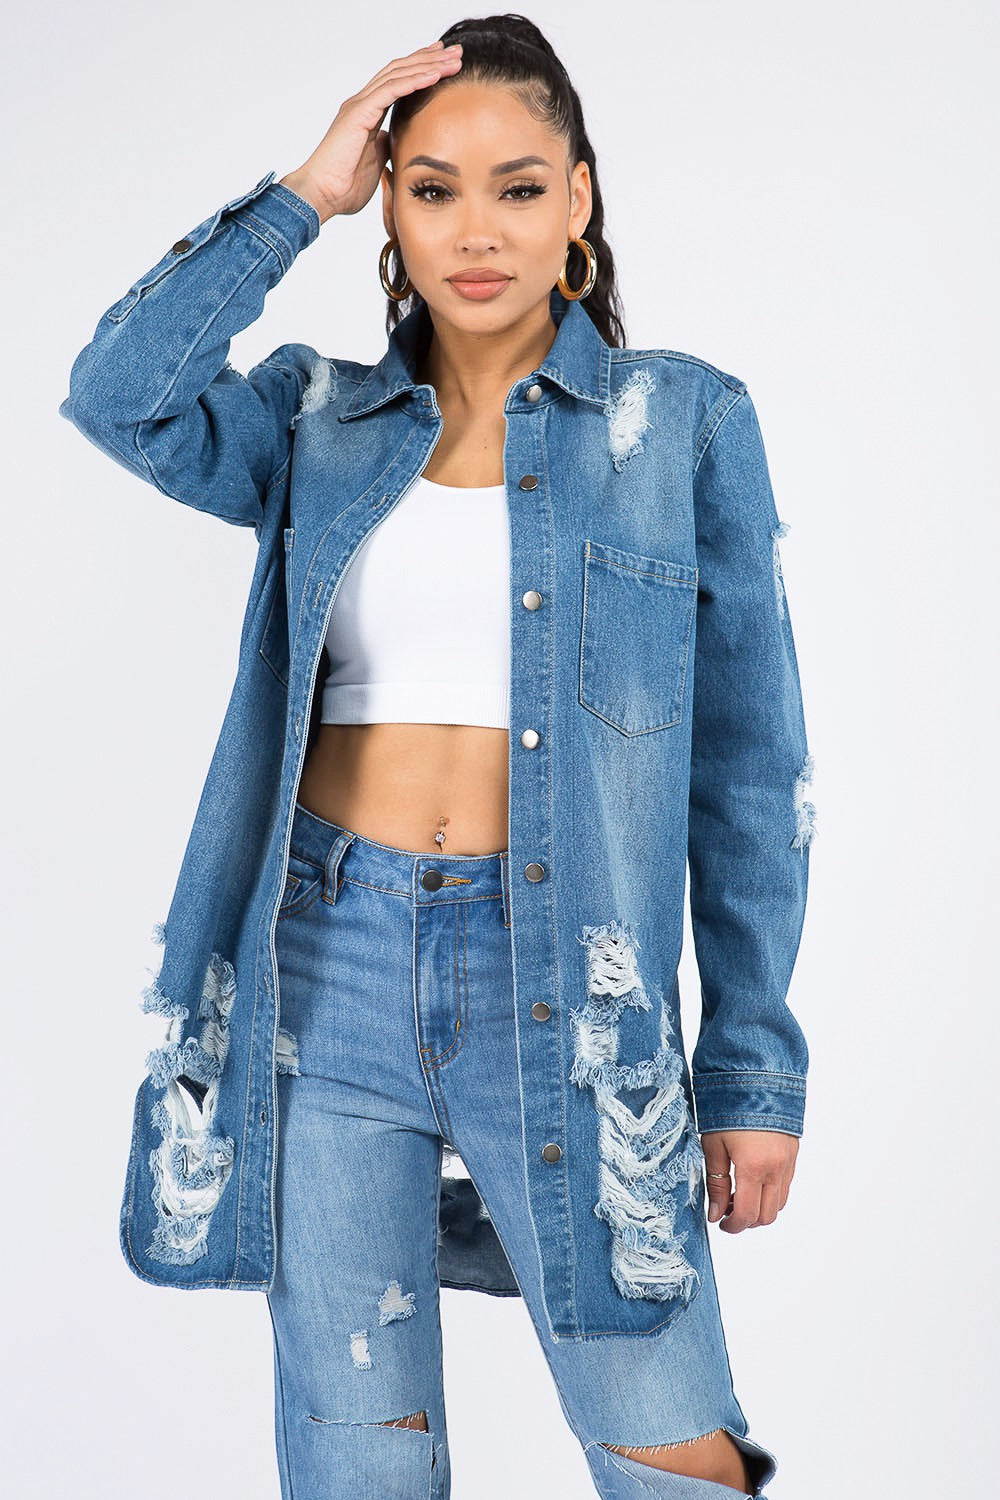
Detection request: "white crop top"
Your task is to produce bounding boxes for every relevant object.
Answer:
[320,473,511,729]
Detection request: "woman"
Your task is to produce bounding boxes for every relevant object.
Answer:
[60,15,814,1499]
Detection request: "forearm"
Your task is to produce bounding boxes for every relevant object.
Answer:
[686,387,815,1137]
[59,170,323,527]
[62,172,319,430]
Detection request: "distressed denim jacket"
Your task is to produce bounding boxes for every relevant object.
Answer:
[59,170,814,1342]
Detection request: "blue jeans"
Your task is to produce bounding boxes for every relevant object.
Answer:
[266,801,779,1499]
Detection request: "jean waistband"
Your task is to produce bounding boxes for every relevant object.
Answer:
[289,800,510,916]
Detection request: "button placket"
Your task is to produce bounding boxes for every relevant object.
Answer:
[509,423,560,1197]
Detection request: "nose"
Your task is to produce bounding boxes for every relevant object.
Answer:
[456,216,502,255]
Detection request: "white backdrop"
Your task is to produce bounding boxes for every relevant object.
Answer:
[5,2,996,1495]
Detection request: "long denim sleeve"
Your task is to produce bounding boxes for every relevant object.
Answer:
[58,171,322,531]
[687,389,813,1137]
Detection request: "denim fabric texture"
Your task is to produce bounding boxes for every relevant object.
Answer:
[266,801,780,1497]
[58,170,814,1346]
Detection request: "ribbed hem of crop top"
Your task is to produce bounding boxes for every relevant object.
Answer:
[321,680,510,728]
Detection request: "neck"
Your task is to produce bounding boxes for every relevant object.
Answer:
[416,301,558,412]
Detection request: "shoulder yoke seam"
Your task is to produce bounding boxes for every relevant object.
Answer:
[692,388,748,479]
[610,347,747,393]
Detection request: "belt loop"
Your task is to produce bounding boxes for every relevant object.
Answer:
[324,831,355,904]
[500,851,511,928]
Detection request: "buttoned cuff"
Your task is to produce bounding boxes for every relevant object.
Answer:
[692,1071,807,1136]
[227,177,322,271]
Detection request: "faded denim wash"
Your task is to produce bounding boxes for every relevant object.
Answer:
[57,170,814,1348]
[266,799,779,1497]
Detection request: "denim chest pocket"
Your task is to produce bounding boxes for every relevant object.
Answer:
[277,850,326,920]
[579,539,698,736]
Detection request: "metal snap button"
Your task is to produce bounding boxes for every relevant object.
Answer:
[541,1142,562,1162]
[520,728,540,748]
[421,868,444,891]
[524,863,545,882]
[171,238,193,253]
[525,383,542,402]
[531,1001,551,1021]
[519,474,539,490]
[522,590,542,610]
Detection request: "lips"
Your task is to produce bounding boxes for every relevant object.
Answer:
[447,270,512,283]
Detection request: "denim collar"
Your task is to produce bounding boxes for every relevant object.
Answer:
[339,286,612,420]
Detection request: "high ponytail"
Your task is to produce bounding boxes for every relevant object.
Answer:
[385,13,628,348]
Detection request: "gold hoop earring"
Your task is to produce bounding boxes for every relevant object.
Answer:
[557,237,598,300]
[379,238,413,301]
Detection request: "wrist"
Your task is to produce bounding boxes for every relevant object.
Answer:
[278,170,336,225]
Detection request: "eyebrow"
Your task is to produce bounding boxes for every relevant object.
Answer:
[401,154,553,176]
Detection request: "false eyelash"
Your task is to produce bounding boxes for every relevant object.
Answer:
[408,179,548,202]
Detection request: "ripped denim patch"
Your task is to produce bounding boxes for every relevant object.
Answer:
[140,924,237,1266]
[570,919,705,1304]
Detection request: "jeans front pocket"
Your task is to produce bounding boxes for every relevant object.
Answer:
[579,538,698,736]
[277,850,326,921]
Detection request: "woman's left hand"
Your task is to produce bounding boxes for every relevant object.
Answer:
[700,1130,799,1232]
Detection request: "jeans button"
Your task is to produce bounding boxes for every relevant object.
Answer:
[522,590,543,610]
[531,1001,551,1021]
[525,863,545,882]
[519,474,539,490]
[525,383,542,402]
[421,868,444,891]
[541,1142,562,1162]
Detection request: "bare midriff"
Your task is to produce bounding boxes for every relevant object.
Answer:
[296,722,510,856]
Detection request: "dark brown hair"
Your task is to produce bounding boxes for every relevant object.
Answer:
[385,13,627,347]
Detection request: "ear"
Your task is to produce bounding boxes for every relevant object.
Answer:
[381,165,396,239]
[568,160,593,242]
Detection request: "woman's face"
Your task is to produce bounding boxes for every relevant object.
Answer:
[382,79,592,336]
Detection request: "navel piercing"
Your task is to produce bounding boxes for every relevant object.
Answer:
[434,816,449,848]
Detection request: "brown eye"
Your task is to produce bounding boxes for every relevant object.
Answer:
[409,179,451,202]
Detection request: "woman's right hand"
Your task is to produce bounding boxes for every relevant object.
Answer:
[278,40,464,225]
